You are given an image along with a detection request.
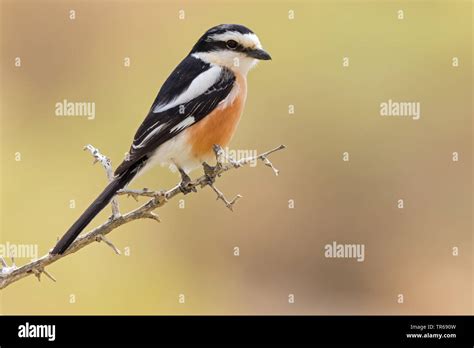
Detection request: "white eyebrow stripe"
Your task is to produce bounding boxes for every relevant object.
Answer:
[153,66,222,113]
[208,32,262,49]
[170,116,195,132]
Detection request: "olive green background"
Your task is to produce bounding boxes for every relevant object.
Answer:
[0,0,472,314]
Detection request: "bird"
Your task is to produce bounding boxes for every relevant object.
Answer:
[51,24,271,255]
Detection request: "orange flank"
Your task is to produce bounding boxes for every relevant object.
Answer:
[187,73,247,160]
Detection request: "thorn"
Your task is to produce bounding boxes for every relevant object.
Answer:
[42,269,57,282]
[0,257,7,268]
[128,193,140,202]
[96,235,121,255]
[145,212,161,223]
[32,269,41,282]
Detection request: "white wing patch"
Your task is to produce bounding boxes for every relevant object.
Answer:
[153,66,222,113]
[133,123,167,149]
[170,116,195,132]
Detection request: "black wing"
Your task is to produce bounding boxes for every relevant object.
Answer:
[115,56,236,176]
[150,54,212,110]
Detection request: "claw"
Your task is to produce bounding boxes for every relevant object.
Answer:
[202,162,217,184]
[178,168,196,194]
[179,180,197,194]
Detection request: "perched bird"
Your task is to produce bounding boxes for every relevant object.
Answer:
[51,24,271,255]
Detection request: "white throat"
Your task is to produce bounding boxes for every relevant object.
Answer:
[192,52,258,76]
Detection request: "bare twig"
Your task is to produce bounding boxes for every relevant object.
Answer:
[117,188,164,200]
[209,183,242,211]
[96,235,121,255]
[84,144,120,218]
[0,144,285,290]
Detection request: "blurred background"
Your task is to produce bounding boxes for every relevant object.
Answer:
[0,0,472,314]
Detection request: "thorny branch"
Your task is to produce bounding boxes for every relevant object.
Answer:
[0,143,285,290]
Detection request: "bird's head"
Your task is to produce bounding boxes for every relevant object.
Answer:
[190,24,271,75]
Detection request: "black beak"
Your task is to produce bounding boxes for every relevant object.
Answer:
[247,48,272,60]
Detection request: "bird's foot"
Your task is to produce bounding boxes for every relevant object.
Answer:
[178,169,197,195]
[202,161,220,185]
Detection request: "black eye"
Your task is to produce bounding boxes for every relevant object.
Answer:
[226,40,238,49]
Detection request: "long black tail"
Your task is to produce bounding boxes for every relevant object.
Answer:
[51,169,136,255]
